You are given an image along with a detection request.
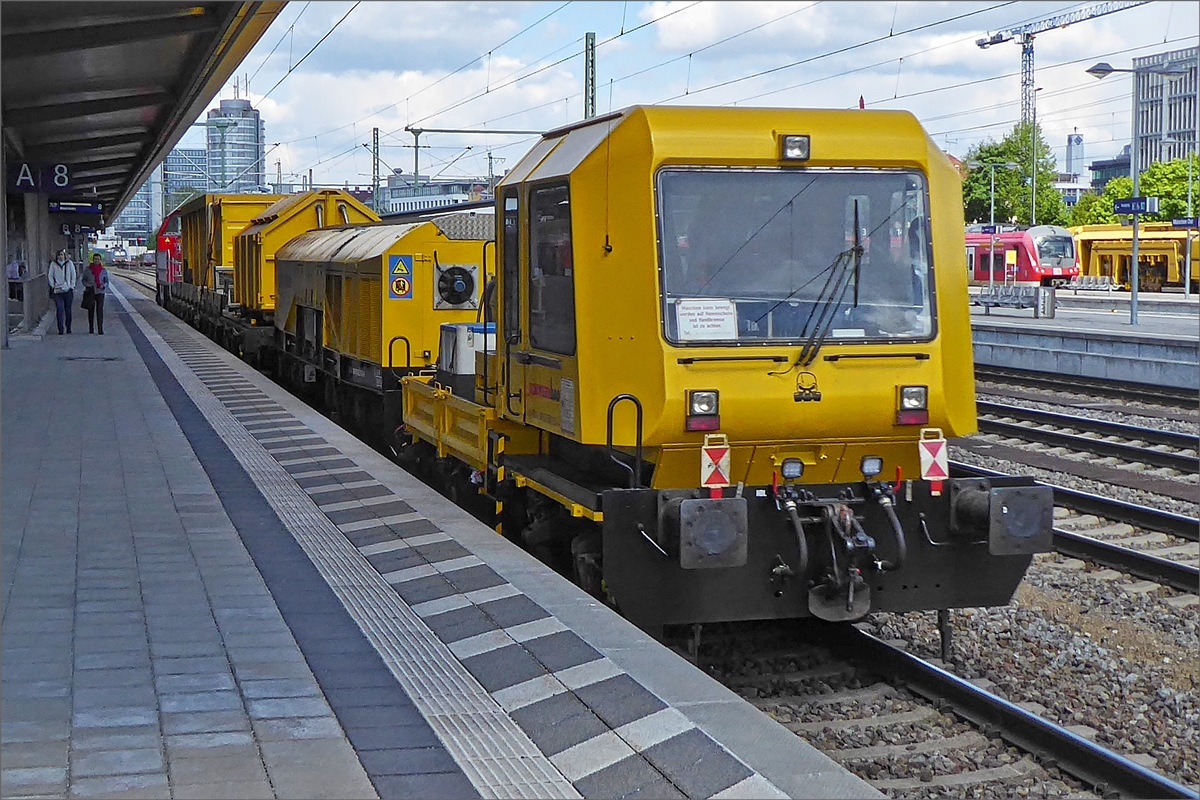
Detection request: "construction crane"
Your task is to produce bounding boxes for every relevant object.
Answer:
[977,1,1149,125]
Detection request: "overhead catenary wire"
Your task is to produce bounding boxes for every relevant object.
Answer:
[258,1,361,105]
[247,1,311,89]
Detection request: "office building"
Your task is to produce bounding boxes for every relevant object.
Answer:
[1089,145,1131,192]
[206,98,266,192]
[1132,46,1198,174]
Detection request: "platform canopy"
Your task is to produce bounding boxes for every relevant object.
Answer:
[1,1,284,222]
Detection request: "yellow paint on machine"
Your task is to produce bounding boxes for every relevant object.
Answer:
[233,190,379,315]
[273,213,494,369]
[178,193,282,291]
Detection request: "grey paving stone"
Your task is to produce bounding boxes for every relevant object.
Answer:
[74,636,149,655]
[574,673,669,730]
[146,640,223,659]
[442,564,507,594]
[342,723,442,752]
[168,753,269,784]
[151,656,229,675]
[72,686,158,710]
[160,711,250,736]
[0,766,67,795]
[250,716,346,742]
[172,778,275,799]
[229,660,315,682]
[68,772,170,798]
[0,741,69,769]
[511,691,609,757]
[1,719,70,743]
[70,727,162,752]
[462,644,548,693]
[2,698,71,723]
[478,592,551,629]
[71,669,153,690]
[411,539,472,564]
[71,748,164,778]
[164,731,255,754]
[74,623,148,641]
[574,754,688,800]
[642,729,751,800]
[371,772,479,800]
[239,678,322,700]
[247,697,331,720]
[75,651,151,671]
[421,604,498,644]
[521,630,604,673]
[356,746,462,776]
[0,679,71,699]
[388,518,443,538]
[153,672,235,694]
[72,708,159,729]
[159,691,243,714]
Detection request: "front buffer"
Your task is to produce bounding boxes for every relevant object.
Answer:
[601,476,1052,635]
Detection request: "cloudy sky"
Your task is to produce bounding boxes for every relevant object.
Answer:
[177,1,1198,188]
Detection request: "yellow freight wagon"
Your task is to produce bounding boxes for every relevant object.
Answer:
[1072,222,1200,291]
[233,189,378,319]
[178,193,281,292]
[273,212,495,443]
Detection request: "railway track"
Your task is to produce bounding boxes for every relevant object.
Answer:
[974,366,1198,411]
[699,620,1194,798]
[976,400,1199,475]
[951,461,1198,594]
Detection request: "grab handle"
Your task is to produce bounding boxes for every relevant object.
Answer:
[606,394,644,489]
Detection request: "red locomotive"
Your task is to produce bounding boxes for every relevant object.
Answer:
[964,224,1079,287]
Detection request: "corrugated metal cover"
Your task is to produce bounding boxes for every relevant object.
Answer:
[498,136,561,188]
[274,223,423,265]
[252,192,309,223]
[431,212,493,241]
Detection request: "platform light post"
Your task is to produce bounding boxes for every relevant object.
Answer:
[1088,59,1189,325]
[968,160,1021,298]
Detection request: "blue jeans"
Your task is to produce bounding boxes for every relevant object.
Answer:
[53,289,73,333]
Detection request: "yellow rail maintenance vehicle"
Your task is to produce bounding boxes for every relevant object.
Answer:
[273,211,495,448]
[399,105,1054,637]
[170,193,281,339]
[1072,221,1200,292]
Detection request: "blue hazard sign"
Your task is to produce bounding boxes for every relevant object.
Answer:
[388,255,413,299]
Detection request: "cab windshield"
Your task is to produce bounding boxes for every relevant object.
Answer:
[657,168,934,344]
[1035,235,1074,267]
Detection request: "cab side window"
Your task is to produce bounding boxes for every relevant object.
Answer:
[502,190,520,343]
[528,182,575,354]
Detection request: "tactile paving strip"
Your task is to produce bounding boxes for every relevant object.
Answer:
[114,284,789,800]
[114,288,578,800]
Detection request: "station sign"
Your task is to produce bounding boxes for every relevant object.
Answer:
[49,200,103,215]
[1171,217,1198,228]
[7,162,74,193]
[978,224,997,234]
[1113,196,1159,215]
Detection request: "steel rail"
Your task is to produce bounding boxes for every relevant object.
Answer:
[1053,528,1198,594]
[975,416,1198,474]
[977,400,1199,451]
[975,365,1198,409]
[821,624,1197,799]
[950,461,1198,542]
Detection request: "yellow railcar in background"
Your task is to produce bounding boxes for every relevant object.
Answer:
[272,212,495,442]
[178,193,282,293]
[233,189,379,319]
[1072,222,1200,291]
[398,105,1053,636]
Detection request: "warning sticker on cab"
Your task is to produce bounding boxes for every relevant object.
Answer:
[700,433,732,488]
[677,299,738,341]
[388,256,413,299]
[917,428,948,480]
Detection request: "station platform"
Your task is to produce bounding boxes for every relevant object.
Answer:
[1,278,877,800]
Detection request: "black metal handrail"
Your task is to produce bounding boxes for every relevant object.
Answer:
[387,336,412,383]
[607,394,644,489]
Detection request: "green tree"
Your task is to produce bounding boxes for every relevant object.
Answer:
[1066,155,1199,224]
[1068,192,1109,226]
[962,121,1067,226]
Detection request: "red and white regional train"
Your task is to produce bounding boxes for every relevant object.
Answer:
[964,224,1080,287]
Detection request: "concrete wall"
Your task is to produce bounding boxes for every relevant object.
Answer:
[972,324,1200,390]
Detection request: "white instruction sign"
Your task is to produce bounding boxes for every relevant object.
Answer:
[676,299,738,341]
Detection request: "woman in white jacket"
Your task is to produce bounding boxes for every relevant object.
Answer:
[47,250,77,335]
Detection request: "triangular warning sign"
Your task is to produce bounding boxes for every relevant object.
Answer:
[700,438,731,489]
[918,430,949,482]
[392,261,409,275]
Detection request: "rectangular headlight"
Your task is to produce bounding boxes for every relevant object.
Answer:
[900,385,927,410]
[781,135,810,161]
[689,390,719,416]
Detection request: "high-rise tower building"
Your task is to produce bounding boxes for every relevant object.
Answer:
[1132,46,1198,174]
[206,98,266,192]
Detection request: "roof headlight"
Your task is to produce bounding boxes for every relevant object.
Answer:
[781,135,810,161]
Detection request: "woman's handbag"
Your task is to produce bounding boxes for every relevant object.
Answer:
[81,288,95,310]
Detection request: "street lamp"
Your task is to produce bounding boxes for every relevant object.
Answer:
[1031,87,1042,226]
[968,160,1021,300]
[1088,59,1190,324]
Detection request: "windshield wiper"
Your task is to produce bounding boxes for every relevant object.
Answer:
[796,203,864,368]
